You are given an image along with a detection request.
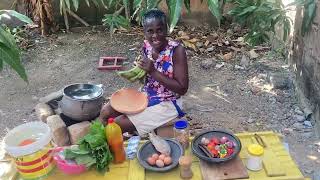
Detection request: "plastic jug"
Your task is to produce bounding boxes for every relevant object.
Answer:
[105,118,126,163]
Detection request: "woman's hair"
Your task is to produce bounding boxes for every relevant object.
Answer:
[142,9,167,29]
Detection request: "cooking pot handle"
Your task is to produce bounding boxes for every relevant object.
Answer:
[96,84,104,90]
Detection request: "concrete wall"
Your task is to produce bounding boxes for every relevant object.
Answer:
[291,2,320,134]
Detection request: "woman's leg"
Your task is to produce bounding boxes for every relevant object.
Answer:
[98,103,122,123]
[115,115,137,134]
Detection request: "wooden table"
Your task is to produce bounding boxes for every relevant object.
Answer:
[1,131,309,180]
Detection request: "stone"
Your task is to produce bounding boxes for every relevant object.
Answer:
[206,47,214,52]
[267,72,292,89]
[35,103,54,123]
[249,49,259,59]
[240,55,250,67]
[68,121,91,145]
[199,48,205,53]
[196,42,204,48]
[39,89,63,103]
[294,114,305,122]
[234,65,245,70]
[283,128,293,134]
[47,115,70,146]
[247,118,255,123]
[223,52,233,61]
[303,120,313,128]
[201,58,216,69]
[215,62,225,69]
[292,122,304,130]
[294,108,304,115]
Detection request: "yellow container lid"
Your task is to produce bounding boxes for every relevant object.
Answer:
[248,144,264,156]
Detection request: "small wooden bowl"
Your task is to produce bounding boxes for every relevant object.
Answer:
[110,88,148,114]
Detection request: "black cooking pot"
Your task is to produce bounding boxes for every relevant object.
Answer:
[59,83,104,121]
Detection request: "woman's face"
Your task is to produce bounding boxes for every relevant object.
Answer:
[144,18,167,51]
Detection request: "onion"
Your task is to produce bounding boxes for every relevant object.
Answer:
[226,141,233,148]
[220,136,228,144]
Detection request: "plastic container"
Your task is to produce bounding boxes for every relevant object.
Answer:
[4,121,55,179]
[174,120,190,151]
[53,147,87,175]
[246,144,264,171]
[105,118,126,164]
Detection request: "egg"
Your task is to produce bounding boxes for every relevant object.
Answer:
[147,157,156,166]
[152,153,159,160]
[159,154,166,161]
[163,157,172,165]
[156,159,164,168]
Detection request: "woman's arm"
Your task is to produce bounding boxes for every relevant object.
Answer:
[138,45,189,95]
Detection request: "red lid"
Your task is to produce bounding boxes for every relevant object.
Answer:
[108,118,115,124]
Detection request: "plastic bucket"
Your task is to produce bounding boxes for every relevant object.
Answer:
[4,121,55,179]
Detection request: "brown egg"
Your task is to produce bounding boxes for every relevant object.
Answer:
[152,153,159,160]
[163,156,172,165]
[156,159,164,168]
[147,157,156,166]
[159,154,166,161]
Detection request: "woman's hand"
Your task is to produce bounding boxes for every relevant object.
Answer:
[138,57,155,74]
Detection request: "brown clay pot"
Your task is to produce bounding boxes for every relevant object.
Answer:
[110,88,148,115]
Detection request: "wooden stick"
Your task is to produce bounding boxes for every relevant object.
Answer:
[198,144,214,158]
[67,10,89,27]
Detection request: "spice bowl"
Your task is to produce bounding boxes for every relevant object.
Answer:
[191,130,242,163]
[137,139,183,172]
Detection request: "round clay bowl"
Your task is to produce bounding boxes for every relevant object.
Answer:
[110,88,148,114]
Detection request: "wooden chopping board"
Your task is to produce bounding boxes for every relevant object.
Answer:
[200,156,249,180]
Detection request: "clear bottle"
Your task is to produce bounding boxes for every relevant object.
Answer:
[174,120,190,151]
[105,118,126,164]
[246,144,264,171]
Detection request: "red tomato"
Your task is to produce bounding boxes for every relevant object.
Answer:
[227,148,234,156]
[207,144,215,150]
[210,149,219,157]
[210,137,220,145]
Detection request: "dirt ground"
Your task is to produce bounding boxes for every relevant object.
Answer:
[0,28,319,178]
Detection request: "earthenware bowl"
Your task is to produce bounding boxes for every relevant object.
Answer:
[110,88,148,114]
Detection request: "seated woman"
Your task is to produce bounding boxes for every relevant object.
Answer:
[99,9,189,136]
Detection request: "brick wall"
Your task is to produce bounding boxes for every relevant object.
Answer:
[291,2,320,134]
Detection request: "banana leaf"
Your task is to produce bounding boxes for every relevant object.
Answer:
[207,0,222,26]
[166,0,183,33]
[0,10,33,24]
[71,0,79,11]
[301,0,316,36]
[184,0,191,14]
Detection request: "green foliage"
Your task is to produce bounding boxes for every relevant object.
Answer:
[65,121,113,173]
[167,0,183,32]
[207,0,222,26]
[102,14,130,33]
[60,0,109,14]
[228,0,294,46]
[301,0,316,36]
[0,10,32,82]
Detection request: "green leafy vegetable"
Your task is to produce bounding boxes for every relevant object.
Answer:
[64,121,113,173]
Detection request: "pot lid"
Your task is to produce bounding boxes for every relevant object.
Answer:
[64,83,103,100]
